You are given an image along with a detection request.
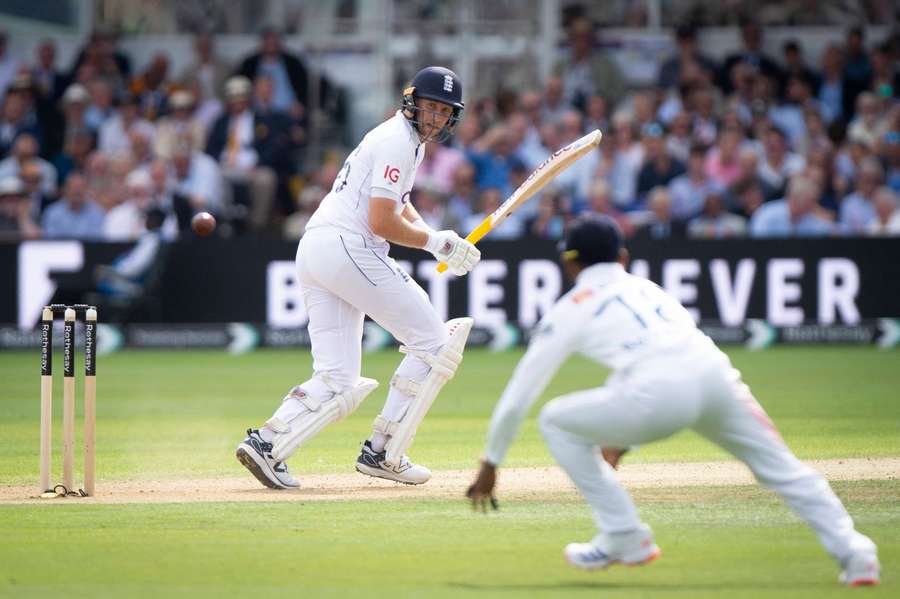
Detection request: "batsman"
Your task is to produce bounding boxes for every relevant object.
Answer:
[237,66,480,488]
[467,215,880,587]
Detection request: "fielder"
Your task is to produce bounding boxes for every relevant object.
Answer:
[237,66,480,488]
[467,215,880,587]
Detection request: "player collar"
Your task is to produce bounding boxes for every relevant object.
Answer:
[576,262,625,285]
[396,110,423,146]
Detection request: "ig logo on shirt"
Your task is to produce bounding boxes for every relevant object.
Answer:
[383,165,400,183]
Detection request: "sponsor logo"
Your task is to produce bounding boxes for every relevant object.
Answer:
[383,165,400,183]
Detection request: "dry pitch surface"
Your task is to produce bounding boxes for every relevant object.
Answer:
[2,457,896,505]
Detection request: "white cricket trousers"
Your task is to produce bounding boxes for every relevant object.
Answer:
[289,227,448,425]
[538,336,875,564]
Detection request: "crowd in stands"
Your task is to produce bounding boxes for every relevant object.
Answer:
[1,19,899,243]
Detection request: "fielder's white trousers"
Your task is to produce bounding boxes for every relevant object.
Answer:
[538,337,875,564]
[286,227,448,426]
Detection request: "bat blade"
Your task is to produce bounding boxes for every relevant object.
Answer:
[437,129,602,273]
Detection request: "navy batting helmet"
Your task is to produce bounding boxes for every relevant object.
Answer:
[560,214,623,266]
[402,66,465,143]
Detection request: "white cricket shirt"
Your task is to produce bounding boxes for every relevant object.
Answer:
[306,110,425,248]
[484,262,715,465]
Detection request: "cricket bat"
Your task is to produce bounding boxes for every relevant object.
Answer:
[437,129,602,273]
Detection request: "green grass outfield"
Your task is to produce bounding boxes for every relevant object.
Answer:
[1,346,898,597]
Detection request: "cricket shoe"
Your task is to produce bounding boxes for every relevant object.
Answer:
[564,523,661,571]
[236,429,300,490]
[839,551,880,587]
[355,440,431,485]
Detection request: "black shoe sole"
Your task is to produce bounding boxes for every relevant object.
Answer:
[236,446,288,490]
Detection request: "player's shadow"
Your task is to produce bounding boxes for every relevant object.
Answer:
[448,581,832,592]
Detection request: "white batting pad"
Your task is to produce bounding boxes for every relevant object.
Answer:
[269,377,379,461]
[383,317,473,466]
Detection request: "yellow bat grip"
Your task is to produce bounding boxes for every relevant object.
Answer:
[436,221,493,273]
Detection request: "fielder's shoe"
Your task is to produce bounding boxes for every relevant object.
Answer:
[564,523,661,571]
[839,551,880,587]
[236,429,300,490]
[355,440,431,485]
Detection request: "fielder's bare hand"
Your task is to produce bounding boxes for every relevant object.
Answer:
[601,447,628,470]
[466,460,499,512]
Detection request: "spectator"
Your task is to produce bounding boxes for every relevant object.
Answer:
[0,133,58,196]
[130,53,172,121]
[19,159,55,219]
[688,85,719,146]
[205,76,287,231]
[817,44,845,125]
[416,137,466,195]
[31,39,68,102]
[465,187,523,239]
[797,107,833,156]
[0,175,40,240]
[749,176,833,237]
[867,186,900,235]
[633,186,685,240]
[719,20,783,96]
[607,113,644,209]
[869,42,899,101]
[669,144,719,221]
[58,83,94,160]
[84,78,115,130]
[69,29,131,89]
[0,30,20,98]
[527,190,567,240]
[584,179,634,237]
[170,141,224,231]
[413,184,460,232]
[757,126,805,198]
[584,94,609,134]
[179,32,230,102]
[883,131,900,193]
[769,75,815,147]
[705,127,744,187]
[781,40,820,97]
[636,122,685,203]
[731,180,766,220]
[129,129,155,170]
[446,160,477,225]
[98,92,155,154]
[467,125,518,194]
[688,191,747,238]
[250,74,304,177]
[154,90,205,159]
[53,127,94,186]
[540,75,573,125]
[283,184,326,240]
[657,24,717,91]
[842,27,873,119]
[553,17,627,111]
[665,111,693,163]
[94,207,167,303]
[236,26,340,122]
[846,92,882,148]
[0,89,41,157]
[41,171,105,239]
[104,169,155,241]
[840,158,881,234]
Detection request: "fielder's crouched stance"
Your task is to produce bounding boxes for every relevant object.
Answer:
[467,215,880,587]
[237,66,479,488]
